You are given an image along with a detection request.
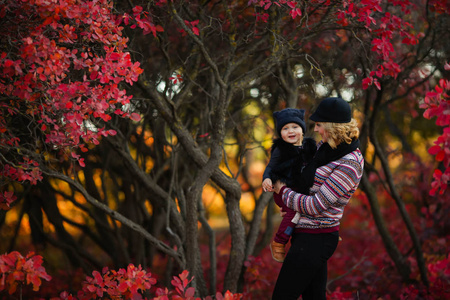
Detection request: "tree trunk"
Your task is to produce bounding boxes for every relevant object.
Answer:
[360,172,412,282]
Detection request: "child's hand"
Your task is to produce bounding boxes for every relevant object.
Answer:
[273,180,286,194]
[262,178,273,192]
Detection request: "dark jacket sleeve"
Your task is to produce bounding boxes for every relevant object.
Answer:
[263,147,282,180]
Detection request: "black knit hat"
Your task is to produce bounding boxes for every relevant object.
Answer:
[309,97,352,123]
[273,108,306,136]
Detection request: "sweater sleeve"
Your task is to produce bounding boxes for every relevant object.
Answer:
[280,157,363,215]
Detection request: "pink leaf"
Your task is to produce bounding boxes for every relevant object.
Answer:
[130,112,141,121]
[185,287,195,297]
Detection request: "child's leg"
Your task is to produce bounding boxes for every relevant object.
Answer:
[272,193,296,242]
[274,210,297,244]
[271,209,296,263]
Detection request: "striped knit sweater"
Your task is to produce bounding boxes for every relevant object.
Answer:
[278,148,364,231]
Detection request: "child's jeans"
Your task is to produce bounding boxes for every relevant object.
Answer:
[273,193,297,244]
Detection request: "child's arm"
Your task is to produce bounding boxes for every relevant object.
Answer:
[262,178,273,192]
[262,147,282,192]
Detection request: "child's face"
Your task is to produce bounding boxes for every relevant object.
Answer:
[280,123,303,146]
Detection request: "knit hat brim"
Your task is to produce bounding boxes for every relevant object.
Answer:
[309,97,352,123]
[273,108,306,135]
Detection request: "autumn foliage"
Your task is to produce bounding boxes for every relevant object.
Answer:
[0,0,145,208]
[0,252,243,300]
[1,235,449,299]
[0,251,51,295]
[420,65,450,196]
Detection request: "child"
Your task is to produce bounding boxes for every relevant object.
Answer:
[262,108,316,263]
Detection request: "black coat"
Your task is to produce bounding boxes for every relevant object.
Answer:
[268,137,316,192]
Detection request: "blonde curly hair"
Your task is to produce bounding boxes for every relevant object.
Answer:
[320,119,360,149]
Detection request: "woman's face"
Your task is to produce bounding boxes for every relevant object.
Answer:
[314,122,327,142]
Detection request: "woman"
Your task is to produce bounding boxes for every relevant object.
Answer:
[271,97,364,300]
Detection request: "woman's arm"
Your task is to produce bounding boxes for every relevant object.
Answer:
[275,158,363,215]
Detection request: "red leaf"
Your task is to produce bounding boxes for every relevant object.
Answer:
[434,169,443,176]
[374,79,381,90]
[287,1,296,9]
[78,158,85,167]
[3,59,14,67]
[428,145,442,155]
[132,6,143,14]
[118,281,128,292]
[436,150,445,162]
[362,77,373,90]
[192,27,200,36]
[90,70,98,80]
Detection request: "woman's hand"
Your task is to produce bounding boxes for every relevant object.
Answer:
[273,180,286,194]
